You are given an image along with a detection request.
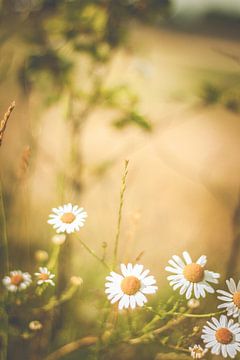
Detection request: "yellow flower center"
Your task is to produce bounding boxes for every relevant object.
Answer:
[11,274,24,286]
[183,263,204,283]
[39,273,49,281]
[121,276,141,295]
[233,292,240,308]
[61,212,76,224]
[215,328,233,344]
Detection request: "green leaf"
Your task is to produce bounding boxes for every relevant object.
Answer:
[113,110,152,131]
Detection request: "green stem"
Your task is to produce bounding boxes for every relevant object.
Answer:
[165,344,190,354]
[142,303,180,333]
[172,310,226,318]
[78,238,110,270]
[47,244,61,271]
[113,160,129,267]
[0,181,8,360]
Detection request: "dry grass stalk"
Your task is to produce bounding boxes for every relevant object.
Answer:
[0,101,15,147]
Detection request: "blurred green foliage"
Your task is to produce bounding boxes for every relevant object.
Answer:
[200,81,240,113]
[0,0,170,130]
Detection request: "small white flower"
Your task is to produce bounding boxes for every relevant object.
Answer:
[217,278,240,322]
[105,263,158,310]
[189,344,208,359]
[165,251,220,299]
[2,270,32,292]
[48,203,87,234]
[51,234,66,245]
[35,267,55,286]
[201,315,240,358]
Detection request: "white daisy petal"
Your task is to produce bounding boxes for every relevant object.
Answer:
[166,251,219,300]
[217,278,240,326]
[182,251,192,264]
[202,315,240,359]
[105,263,157,311]
[48,203,87,234]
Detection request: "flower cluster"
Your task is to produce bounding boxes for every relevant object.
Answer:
[2,267,55,292]
[5,202,240,359]
[164,252,240,359]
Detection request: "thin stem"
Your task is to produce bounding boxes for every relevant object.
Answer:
[129,314,188,345]
[113,160,129,267]
[45,336,98,360]
[127,309,134,336]
[142,302,180,333]
[0,181,8,360]
[165,344,190,354]
[172,310,226,318]
[78,238,110,270]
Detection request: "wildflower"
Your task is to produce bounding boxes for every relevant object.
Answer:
[201,315,240,358]
[2,270,32,292]
[105,263,157,310]
[35,250,49,262]
[70,276,83,286]
[48,203,87,234]
[188,298,200,309]
[165,251,220,299]
[35,267,55,286]
[217,278,240,322]
[29,320,42,331]
[51,234,66,245]
[189,344,208,359]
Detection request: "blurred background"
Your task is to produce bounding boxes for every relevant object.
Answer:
[0,0,240,358]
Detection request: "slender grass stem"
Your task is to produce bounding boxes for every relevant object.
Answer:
[145,306,225,319]
[171,310,226,318]
[129,314,188,345]
[165,344,190,354]
[0,102,15,360]
[0,182,9,360]
[113,160,129,267]
[78,238,110,270]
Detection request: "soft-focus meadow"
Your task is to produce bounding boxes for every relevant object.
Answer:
[0,1,240,359]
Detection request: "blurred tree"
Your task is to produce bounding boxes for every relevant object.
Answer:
[0,0,170,197]
[0,5,171,357]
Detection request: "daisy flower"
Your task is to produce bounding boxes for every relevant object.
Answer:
[48,203,87,234]
[165,251,220,299]
[201,315,240,358]
[189,344,208,359]
[2,270,32,292]
[217,278,240,321]
[35,267,55,286]
[105,263,158,310]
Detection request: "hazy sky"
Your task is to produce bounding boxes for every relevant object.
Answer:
[173,0,240,16]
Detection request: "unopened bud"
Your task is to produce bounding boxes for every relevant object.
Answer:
[35,250,49,262]
[52,234,66,245]
[29,320,43,331]
[187,298,200,309]
[70,276,83,286]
